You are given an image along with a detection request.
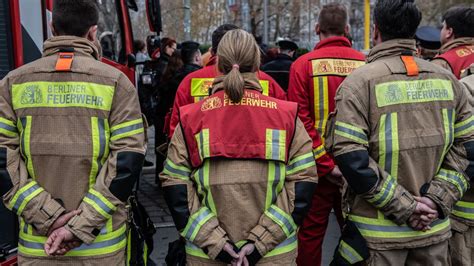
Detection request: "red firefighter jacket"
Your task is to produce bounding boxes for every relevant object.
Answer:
[168,58,287,137]
[433,38,474,79]
[288,36,365,177]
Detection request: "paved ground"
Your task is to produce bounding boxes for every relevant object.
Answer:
[139,127,341,265]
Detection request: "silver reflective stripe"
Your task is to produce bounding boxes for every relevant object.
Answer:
[334,125,368,142]
[269,206,294,234]
[271,130,280,160]
[12,184,41,213]
[454,205,474,214]
[85,193,113,215]
[271,162,282,204]
[276,234,297,248]
[372,178,395,206]
[164,161,191,177]
[286,156,314,172]
[97,118,106,171]
[440,170,466,192]
[111,123,143,137]
[184,208,212,240]
[353,218,446,232]
[340,245,360,264]
[384,113,393,174]
[0,121,17,133]
[455,118,473,135]
[19,233,126,251]
[20,117,27,158]
[317,77,325,133]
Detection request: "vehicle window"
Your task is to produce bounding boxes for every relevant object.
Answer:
[97,0,124,63]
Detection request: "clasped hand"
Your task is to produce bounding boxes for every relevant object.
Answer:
[43,210,82,256]
[408,196,439,231]
[222,242,256,266]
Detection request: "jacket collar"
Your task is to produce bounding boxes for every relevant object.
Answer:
[439,37,474,54]
[314,36,352,50]
[367,39,417,63]
[43,36,100,60]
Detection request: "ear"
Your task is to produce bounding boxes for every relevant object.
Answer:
[372,24,380,45]
[446,27,454,40]
[315,23,321,35]
[86,25,98,43]
[344,24,350,37]
[49,21,57,36]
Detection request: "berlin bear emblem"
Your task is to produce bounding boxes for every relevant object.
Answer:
[21,85,43,104]
[385,84,403,103]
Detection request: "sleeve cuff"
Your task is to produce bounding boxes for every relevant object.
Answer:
[205,227,229,260]
[66,215,98,244]
[377,185,416,225]
[34,199,66,236]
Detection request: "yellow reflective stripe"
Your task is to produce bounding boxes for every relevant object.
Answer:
[19,225,127,257]
[265,205,297,237]
[366,175,396,209]
[286,152,315,175]
[201,160,216,213]
[9,181,44,215]
[191,78,214,97]
[89,117,100,187]
[375,79,454,107]
[259,80,270,96]
[349,215,450,238]
[0,117,18,137]
[438,109,455,172]
[335,121,368,145]
[379,113,399,179]
[127,229,132,265]
[313,77,329,136]
[89,189,117,211]
[163,159,191,180]
[195,129,210,161]
[181,207,214,242]
[436,168,468,195]
[84,197,112,219]
[265,129,286,161]
[19,116,35,179]
[339,240,363,264]
[11,81,114,111]
[313,145,326,160]
[265,161,285,209]
[454,115,474,138]
[453,201,474,220]
[110,118,144,141]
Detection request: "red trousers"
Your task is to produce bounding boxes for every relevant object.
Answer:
[297,176,344,266]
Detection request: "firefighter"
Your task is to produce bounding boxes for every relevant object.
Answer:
[160,29,317,266]
[286,3,365,265]
[167,24,287,137]
[414,26,441,61]
[261,40,299,91]
[432,5,474,79]
[0,0,145,265]
[328,0,474,265]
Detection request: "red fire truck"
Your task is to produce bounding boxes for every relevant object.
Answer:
[0,1,162,265]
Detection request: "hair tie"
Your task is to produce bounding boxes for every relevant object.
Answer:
[232,64,240,70]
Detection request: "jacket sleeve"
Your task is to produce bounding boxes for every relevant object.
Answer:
[421,79,474,218]
[287,61,335,177]
[247,119,318,257]
[1,76,66,236]
[160,125,231,260]
[331,86,417,225]
[66,74,146,244]
[169,77,194,138]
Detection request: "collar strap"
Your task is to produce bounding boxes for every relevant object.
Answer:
[55,52,75,72]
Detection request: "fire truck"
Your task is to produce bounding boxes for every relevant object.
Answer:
[0,0,162,265]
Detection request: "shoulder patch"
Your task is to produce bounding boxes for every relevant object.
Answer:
[311,58,365,76]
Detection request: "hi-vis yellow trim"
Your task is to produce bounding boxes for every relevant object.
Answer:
[339,240,364,264]
[311,58,365,76]
[375,79,453,107]
[454,115,474,138]
[18,224,127,257]
[335,121,368,146]
[265,129,286,162]
[313,145,326,160]
[191,78,270,101]
[18,116,36,179]
[9,181,44,215]
[313,77,329,137]
[0,117,18,137]
[265,161,285,209]
[195,129,210,161]
[12,81,115,111]
[110,118,144,141]
[453,201,474,220]
[349,215,450,238]
[84,189,117,219]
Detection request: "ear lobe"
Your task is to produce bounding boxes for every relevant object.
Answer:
[49,21,57,36]
[315,23,321,35]
[87,25,98,42]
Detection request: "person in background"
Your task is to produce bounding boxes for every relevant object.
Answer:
[157,37,177,78]
[161,29,317,266]
[262,40,298,91]
[287,3,366,266]
[167,24,287,138]
[432,5,474,79]
[134,39,150,63]
[415,26,441,60]
[329,0,474,264]
[201,47,212,66]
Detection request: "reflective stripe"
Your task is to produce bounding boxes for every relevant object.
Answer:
[366,175,396,209]
[265,205,296,237]
[313,77,329,136]
[260,80,270,96]
[313,145,326,160]
[379,113,399,179]
[454,115,474,138]
[195,129,210,161]
[19,116,35,179]
[335,121,368,145]
[196,160,216,213]
[12,81,115,111]
[453,201,474,220]
[265,129,286,161]
[349,215,450,238]
[0,117,18,137]
[265,161,285,209]
[286,152,315,175]
[185,233,297,259]
[163,159,191,180]
[436,168,467,195]
[9,181,44,215]
[83,189,117,219]
[438,109,455,171]
[181,207,214,242]
[339,240,363,264]
[18,224,127,257]
[110,118,144,141]
[191,78,270,100]
[89,117,108,187]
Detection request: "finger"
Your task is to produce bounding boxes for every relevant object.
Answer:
[244,256,249,266]
[48,234,65,255]
[54,247,69,256]
[44,233,57,255]
[414,196,422,202]
[227,248,239,259]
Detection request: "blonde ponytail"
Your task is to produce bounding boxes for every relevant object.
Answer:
[217,29,261,103]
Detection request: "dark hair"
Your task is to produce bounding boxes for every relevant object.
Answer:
[134,40,146,54]
[318,3,348,36]
[161,50,183,84]
[443,5,474,38]
[181,41,200,65]
[374,0,422,41]
[211,24,239,54]
[52,0,99,37]
[160,37,177,56]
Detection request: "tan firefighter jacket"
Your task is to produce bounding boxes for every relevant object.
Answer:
[160,92,318,264]
[0,36,146,264]
[326,39,474,250]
